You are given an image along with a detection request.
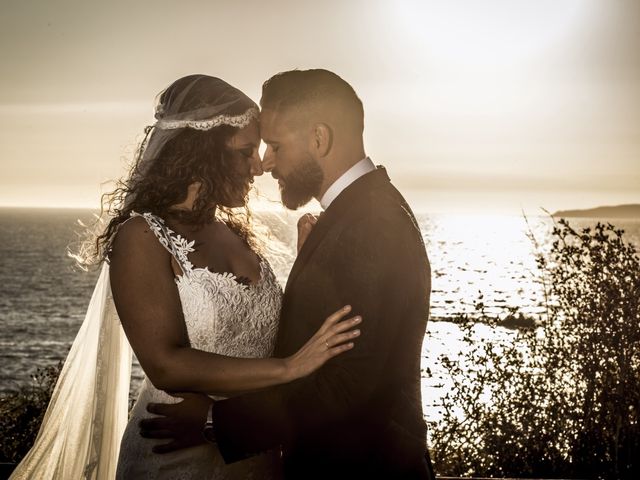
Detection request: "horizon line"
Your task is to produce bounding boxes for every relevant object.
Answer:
[0,203,579,218]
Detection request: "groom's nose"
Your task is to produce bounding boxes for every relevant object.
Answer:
[261,147,276,173]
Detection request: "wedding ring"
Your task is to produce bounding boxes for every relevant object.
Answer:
[325,340,330,350]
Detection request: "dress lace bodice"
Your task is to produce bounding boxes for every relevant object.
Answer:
[133,211,282,359]
[116,212,283,480]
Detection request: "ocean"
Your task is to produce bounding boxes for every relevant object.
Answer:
[1,207,639,413]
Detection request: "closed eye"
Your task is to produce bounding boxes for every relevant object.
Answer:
[239,147,254,158]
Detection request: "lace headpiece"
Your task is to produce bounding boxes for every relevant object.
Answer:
[152,74,258,131]
[124,75,259,208]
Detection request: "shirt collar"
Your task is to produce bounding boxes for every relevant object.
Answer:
[319,157,375,210]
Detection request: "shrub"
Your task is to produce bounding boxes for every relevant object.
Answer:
[0,362,62,464]
[429,220,640,479]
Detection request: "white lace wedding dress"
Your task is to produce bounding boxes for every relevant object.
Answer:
[116,212,283,479]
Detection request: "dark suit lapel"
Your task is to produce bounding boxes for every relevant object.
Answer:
[284,166,391,292]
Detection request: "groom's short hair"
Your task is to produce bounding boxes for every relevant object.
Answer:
[261,69,364,133]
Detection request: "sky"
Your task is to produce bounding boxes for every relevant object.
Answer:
[0,0,638,214]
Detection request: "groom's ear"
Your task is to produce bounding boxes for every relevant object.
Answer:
[312,123,333,158]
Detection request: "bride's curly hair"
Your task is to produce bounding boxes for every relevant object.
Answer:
[73,76,259,268]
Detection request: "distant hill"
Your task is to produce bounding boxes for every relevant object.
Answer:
[552,204,640,219]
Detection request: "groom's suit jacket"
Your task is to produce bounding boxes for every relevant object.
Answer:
[213,167,434,479]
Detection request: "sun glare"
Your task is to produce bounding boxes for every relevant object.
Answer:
[393,0,594,72]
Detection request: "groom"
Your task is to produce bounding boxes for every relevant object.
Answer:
[143,69,434,479]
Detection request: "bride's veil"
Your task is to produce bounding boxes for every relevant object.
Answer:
[10,264,131,479]
[10,75,260,479]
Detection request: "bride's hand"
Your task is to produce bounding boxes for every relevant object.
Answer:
[284,305,362,381]
[297,213,319,253]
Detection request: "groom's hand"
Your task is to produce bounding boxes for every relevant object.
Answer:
[140,392,213,454]
[297,213,319,253]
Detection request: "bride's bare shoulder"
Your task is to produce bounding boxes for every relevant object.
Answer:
[109,215,167,263]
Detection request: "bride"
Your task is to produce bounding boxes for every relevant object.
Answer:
[10,74,361,479]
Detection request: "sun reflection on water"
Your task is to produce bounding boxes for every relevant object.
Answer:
[421,213,553,320]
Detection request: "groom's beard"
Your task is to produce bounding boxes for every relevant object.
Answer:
[274,154,323,210]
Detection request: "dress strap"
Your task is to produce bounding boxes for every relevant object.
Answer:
[130,211,195,277]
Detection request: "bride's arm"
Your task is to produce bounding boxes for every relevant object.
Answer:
[109,217,360,396]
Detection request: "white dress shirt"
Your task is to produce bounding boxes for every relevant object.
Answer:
[319,157,376,210]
